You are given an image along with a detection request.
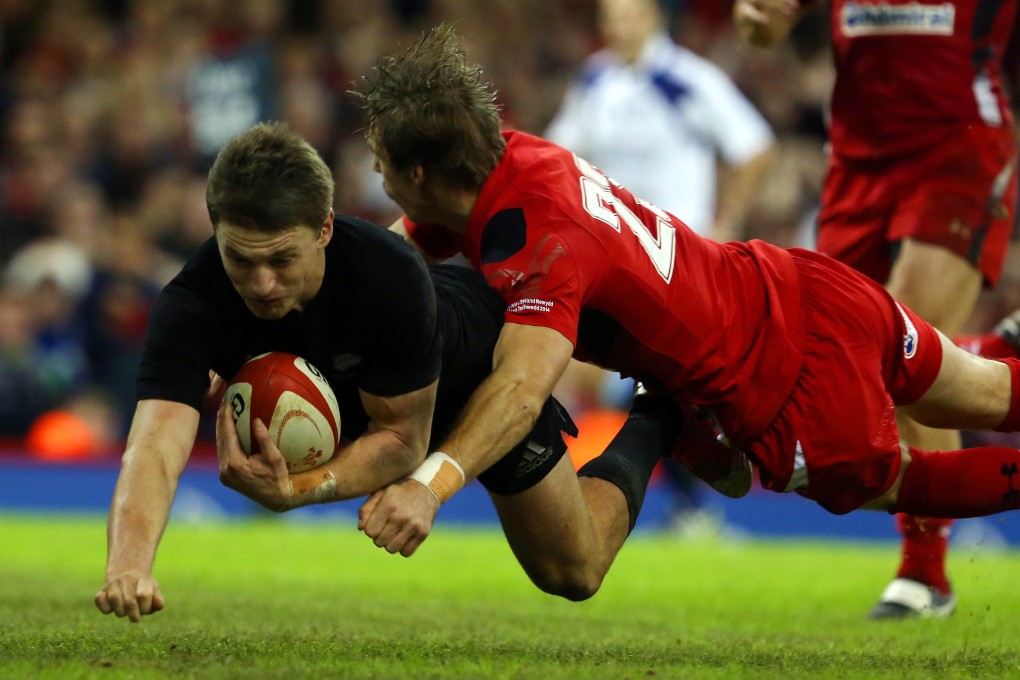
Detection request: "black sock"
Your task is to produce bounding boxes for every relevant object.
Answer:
[576,394,681,531]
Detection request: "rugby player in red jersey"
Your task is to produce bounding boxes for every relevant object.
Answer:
[353,23,1020,606]
[735,0,1018,617]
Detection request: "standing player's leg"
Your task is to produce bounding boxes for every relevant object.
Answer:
[871,239,981,619]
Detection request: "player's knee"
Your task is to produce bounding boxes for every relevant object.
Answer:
[528,563,604,601]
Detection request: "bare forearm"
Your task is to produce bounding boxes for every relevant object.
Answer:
[438,376,542,482]
[105,451,179,577]
[325,429,422,501]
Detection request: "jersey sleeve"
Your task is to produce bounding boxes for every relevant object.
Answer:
[356,246,443,397]
[403,217,464,261]
[136,284,219,411]
[479,220,582,347]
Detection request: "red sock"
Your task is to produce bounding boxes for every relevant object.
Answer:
[894,513,952,594]
[896,447,1020,518]
[954,333,1019,360]
[995,358,1020,432]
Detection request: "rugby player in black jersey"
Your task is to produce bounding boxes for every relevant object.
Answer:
[95,123,674,623]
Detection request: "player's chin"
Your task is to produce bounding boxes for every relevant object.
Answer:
[245,300,291,320]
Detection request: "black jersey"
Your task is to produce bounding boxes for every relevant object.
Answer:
[137,215,464,442]
[137,215,513,445]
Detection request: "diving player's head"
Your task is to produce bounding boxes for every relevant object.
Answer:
[206,122,334,321]
[355,23,505,225]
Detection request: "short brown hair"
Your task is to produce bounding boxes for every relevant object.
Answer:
[353,23,506,189]
[206,122,334,232]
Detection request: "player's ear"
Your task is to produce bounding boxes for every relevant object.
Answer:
[318,210,334,246]
[411,165,426,188]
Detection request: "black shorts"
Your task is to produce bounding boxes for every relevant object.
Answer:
[477,397,577,496]
[429,265,578,495]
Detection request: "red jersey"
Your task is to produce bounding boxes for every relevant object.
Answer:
[407,131,805,444]
[822,0,1016,158]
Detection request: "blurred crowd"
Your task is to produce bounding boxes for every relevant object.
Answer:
[1,0,1018,458]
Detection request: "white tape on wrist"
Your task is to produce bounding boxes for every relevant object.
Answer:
[408,452,465,504]
[281,466,338,510]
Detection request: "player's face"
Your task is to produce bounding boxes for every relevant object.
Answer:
[368,135,429,222]
[216,221,332,320]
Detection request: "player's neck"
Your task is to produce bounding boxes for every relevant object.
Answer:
[426,185,478,235]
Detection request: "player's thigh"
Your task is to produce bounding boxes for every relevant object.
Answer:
[885,239,981,335]
[890,126,1016,297]
[899,331,1010,430]
[489,456,596,571]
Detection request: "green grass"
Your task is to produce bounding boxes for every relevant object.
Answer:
[2,514,1020,679]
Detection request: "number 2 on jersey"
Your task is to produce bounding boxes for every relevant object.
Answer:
[575,155,677,283]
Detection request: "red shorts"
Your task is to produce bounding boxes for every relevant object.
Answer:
[748,251,943,515]
[817,125,1017,286]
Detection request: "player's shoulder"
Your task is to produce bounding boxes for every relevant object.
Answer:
[330,215,418,257]
[329,214,425,268]
[326,214,433,294]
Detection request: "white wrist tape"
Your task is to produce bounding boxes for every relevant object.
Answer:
[282,466,338,510]
[408,452,465,504]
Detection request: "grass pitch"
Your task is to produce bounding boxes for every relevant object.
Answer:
[2,513,1020,679]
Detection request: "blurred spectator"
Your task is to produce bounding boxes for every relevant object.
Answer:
[25,388,121,460]
[0,285,75,436]
[4,237,93,389]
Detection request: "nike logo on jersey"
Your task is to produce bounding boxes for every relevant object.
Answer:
[841,2,955,37]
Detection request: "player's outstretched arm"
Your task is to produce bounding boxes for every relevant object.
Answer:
[359,323,574,557]
[95,399,199,623]
[733,0,804,48]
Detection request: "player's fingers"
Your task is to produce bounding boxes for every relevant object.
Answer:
[94,589,112,614]
[368,513,397,546]
[366,505,402,548]
[206,370,226,400]
[136,586,154,617]
[108,588,130,619]
[399,532,427,558]
[252,419,284,465]
[215,402,236,466]
[380,523,410,554]
[358,493,382,530]
[152,588,165,613]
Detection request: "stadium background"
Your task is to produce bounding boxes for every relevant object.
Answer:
[1,0,1019,546]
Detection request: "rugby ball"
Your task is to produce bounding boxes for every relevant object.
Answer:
[223,352,341,473]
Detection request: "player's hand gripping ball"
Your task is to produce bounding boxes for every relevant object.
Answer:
[223,352,341,473]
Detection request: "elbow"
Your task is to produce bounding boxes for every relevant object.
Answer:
[511,391,546,436]
[392,438,426,477]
